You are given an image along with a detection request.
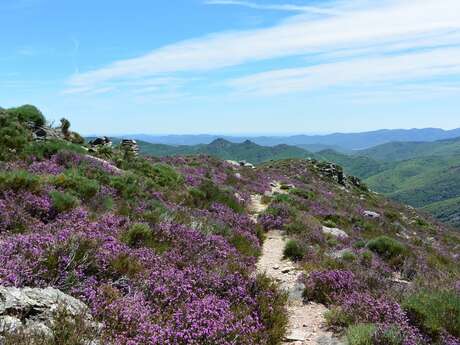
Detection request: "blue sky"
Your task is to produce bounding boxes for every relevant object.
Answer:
[1,0,460,135]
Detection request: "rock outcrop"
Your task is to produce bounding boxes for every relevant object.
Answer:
[0,286,98,343]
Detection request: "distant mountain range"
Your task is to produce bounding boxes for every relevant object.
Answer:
[112,127,460,152]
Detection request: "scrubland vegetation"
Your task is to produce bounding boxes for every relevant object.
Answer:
[0,106,459,344]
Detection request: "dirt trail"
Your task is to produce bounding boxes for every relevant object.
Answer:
[251,184,343,345]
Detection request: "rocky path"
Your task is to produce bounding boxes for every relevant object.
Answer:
[251,186,343,345]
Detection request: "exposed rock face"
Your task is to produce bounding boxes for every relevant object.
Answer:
[364,210,381,219]
[89,136,112,147]
[315,162,345,185]
[0,286,97,342]
[322,226,349,238]
[239,160,255,169]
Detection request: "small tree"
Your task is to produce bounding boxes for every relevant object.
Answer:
[60,118,71,137]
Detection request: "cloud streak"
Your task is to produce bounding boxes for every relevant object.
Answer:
[228,47,460,95]
[204,0,341,15]
[66,0,460,97]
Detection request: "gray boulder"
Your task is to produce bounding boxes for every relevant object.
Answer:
[364,210,381,219]
[322,226,349,238]
[0,286,98,342]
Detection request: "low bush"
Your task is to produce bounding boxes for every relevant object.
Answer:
[252,274,288,345]
[50,191,79,213]
[367,236,407,261]
[0,170,41,192]
[372,325,404,345]
[291,188,315,200]
[402,290,460,340]
[25,141,85,160]
[283,239,305,261]
[346,324,376,345]
[230,233,260,257]
[302,270,356,304]
[121,223,170,253]
[0,112,30,159]
[360,251,374,267]
[52,172,100,200]
[110,254,143,278]
[325,307,353,329]
[187,180,243,213]
[341,251,357,263]
[7,104,45,127]
[126,160,183,188]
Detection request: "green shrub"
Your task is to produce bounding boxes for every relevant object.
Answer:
[341,251,357,263]
[109,173,140,200]
[0,170,41,192]
[402,290,460,339]
[273,194,291,203]
[283,239,305,261]
[230,234,260,257]
[110,254,143,278]
[122,223,153,247]
[121,223,170,253]
[0,112,30,159]
[373,325,404,345]
[367,236,407,261]
[384,210,400,222]
[292,188,315,200]
[50,191,79,213]
[24,141,85,160]
[8,104,45,127]
[325,307,352,329]
[353,240,367,249]
[126,160,183,188]
[322,219,337,228]
[284,219,305,235]
[360,251,373,267]
[53,172,100,200]
[253,274,288,345]
[187,180,243,213]
[346,324,376,345]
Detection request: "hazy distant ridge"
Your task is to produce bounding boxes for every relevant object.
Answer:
[115,128,460,151]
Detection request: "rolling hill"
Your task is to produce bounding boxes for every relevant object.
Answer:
[356,136,460,161]
[124,138,313,164]
[104,135,460,228]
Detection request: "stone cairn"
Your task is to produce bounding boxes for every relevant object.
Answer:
[121,139,140,157]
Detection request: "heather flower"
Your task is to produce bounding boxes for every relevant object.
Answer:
[302,270,357,304]
[258,214,284,230]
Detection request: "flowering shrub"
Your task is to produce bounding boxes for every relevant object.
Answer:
[302,270,357,304]
[258,214,284,230]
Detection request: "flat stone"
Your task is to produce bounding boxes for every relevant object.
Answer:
[363,210,381,219]
[322,226,348,238]
[285,329,307,342]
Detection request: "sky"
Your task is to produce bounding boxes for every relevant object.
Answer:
[1,0,460,135]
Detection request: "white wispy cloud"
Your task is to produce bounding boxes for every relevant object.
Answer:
[65,0,460,96]
[204,0,341,15]
[228,47,460,95]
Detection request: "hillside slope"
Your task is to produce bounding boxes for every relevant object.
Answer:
[2,106,459,344]
[356,136,460,161]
